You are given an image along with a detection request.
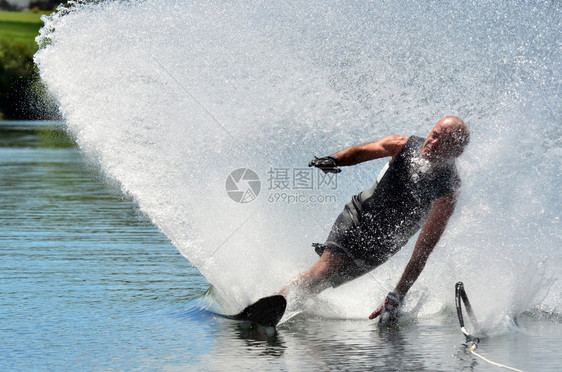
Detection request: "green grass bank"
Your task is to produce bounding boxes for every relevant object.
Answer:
[0,10,52,120]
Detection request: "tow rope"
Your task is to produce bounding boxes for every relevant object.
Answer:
[455,282,525,372]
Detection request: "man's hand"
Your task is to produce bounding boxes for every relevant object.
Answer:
[308,156,341,173]
[369,292,403,324]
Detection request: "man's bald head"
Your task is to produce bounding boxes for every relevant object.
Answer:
[439,116,470,156]
[422,116,470,161]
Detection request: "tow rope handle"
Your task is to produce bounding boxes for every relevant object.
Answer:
[455,282,480,348]
[455,282,526,372]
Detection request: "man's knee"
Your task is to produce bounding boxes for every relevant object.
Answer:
[318,248,346,274]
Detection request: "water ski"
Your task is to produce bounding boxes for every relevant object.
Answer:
[226,295,287,327]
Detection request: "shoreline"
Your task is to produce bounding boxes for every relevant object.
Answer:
[0,9,55,120]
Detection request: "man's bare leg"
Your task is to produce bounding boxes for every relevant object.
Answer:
[278,249,345,306]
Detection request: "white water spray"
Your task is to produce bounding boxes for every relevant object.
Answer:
[35,0,560,326]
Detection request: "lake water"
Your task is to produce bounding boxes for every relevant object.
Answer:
[0,122,560,371]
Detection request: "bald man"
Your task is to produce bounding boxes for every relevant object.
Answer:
[280,116,470,324]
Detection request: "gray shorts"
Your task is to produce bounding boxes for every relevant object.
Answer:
[314,196,400,287]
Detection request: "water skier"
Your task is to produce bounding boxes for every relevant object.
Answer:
[279,116,470,324]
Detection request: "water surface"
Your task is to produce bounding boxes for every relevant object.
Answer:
[1,122,560,371]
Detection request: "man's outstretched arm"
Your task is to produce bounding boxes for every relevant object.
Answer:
[394,192,458,297]
[331,135,408,166]
[369,191,458,321]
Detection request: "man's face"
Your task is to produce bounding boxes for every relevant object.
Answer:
[421,120,460,162]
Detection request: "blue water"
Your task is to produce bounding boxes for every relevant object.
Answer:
[1,122,560,371]
[0,122,208,370]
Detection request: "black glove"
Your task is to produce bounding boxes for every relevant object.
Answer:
[369,292,403,324]
[308,156,341,174]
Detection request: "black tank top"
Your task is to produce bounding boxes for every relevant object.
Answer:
[353,136,460,249]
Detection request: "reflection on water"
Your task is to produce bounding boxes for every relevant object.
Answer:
[1,122,560,371]
[178,302,562,372]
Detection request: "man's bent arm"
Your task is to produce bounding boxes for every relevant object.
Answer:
[394,192,458,297]
[332,135,408,166]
